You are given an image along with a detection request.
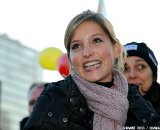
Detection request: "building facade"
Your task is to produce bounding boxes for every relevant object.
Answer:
[0,34,43,130]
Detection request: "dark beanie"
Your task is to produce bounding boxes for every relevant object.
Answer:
[124,42,158,80]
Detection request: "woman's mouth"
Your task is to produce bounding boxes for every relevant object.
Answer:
[83,60,101,71]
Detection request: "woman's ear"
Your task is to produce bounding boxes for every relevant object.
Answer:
[67,55,73,72]
[114,42,121,59]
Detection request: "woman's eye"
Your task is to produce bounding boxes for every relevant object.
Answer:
[124,63,129,72]
[137,64,145,70]
[93,38,102,44]
[71,43,80,50]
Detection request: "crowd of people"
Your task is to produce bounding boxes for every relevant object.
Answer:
[16,10,160,130]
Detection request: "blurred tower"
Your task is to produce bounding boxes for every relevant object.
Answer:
[97,0,107,18]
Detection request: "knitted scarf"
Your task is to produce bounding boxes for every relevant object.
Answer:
[71,69,128,130]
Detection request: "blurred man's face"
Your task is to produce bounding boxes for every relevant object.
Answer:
[28,87,44,114]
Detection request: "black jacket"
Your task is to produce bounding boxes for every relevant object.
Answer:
[143,82,160,114]
[24,76,160,130]
[125,84,160,128]
[24,76,93,130]
[20,116,29,130]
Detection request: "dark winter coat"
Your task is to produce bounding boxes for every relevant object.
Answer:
[125,83,160,128]
[24,76,160,130]
[24,76,93,130]
[20,116,29,130]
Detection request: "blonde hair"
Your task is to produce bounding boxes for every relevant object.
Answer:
[116,45,127,72]
[64,10,126,72]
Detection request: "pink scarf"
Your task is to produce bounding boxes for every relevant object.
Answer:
[71,69,128,130]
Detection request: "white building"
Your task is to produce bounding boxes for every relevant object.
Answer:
[0,34,43,130]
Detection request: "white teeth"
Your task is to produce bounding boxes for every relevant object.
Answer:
[84,61,100,67]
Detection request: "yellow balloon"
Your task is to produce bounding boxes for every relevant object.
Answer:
[39,47,63,70]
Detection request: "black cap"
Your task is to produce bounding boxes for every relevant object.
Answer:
[124,42,158,80]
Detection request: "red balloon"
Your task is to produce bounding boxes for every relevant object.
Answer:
[57,53,70,77]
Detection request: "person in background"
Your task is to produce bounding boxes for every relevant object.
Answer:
[20,82,44,130]
[124,42,160,127]
[24,10,129,130]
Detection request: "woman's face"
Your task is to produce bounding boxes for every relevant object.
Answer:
[124,56,153,95]
[69,21,120,82]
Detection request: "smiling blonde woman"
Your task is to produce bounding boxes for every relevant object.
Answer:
[24,10,129,130]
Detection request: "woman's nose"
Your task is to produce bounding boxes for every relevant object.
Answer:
[128,69,137,78]
[82,45,94,57]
